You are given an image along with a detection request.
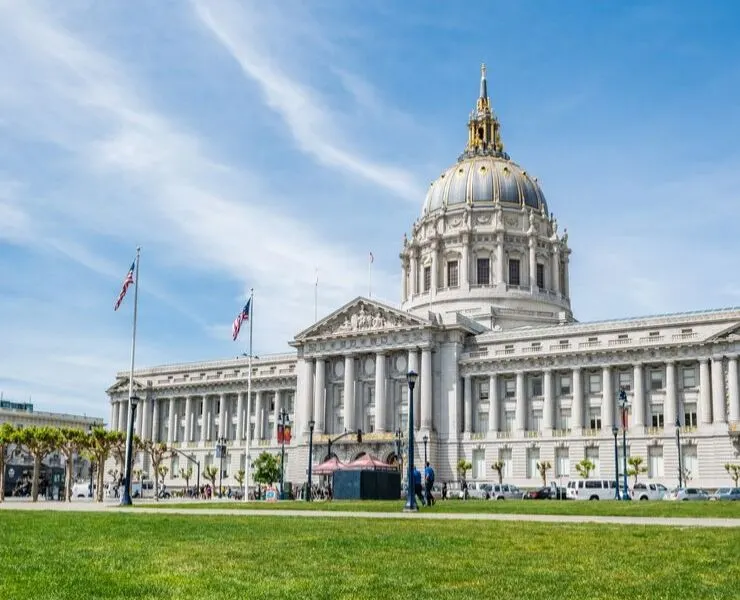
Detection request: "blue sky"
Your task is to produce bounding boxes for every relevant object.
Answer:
[1,0,739,419]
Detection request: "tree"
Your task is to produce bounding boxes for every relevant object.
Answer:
[456,459,472,481]
[15,426,61,502]
[575,459,595,479]
[143,441,170,502]
[86,428,114,502]
[725,463,740,486]
[627,456,647,487]
[234,469,245,489]
[203,465,218,495]
[179,466,193,490]
[490,460,504,484]
[0,424,18,503]
[57,428,87,502]
[252,451,280,487]
[537,461,552,486]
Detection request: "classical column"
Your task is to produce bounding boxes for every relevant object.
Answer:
[167,397,176,444]
[601,366,613,430]
[430,240,439,296]
[140,398,150,442]
[515,371,526,432]
[551,246,561,295]
[255,391,263,440]
[488,374,499,432]
[110,401,118,432]
[461,233,470,291]
[571,367,583,430]
[374,353,387,433]
[664,362,677,431]
[236,392,245,442]
[200,396,208,443]
[183,396,192,443]
[711,357,727,424]
[343,355,355,432]
[632,363,645,430]
[152,399,160,443]
[728,356,740,424]
[420,347,432,430]
[410,251,418,297]
[118,401,127,434]
[401,260,408,302]
[563,254,570,298]
[463,375,472,434]
[528,236,537,290]
[304,360,315,434]
[313,358,326,434]
[408,349,420,429]
[273,391,283,442]
[699,359,712,425]
[217,393,226,438]
[543,369,554,431]
[496,233,505,284]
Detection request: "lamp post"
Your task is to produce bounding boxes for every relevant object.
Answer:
[307,419,315,502]
[215,437,227,498]
[675,418,683,489]
[278,407,288,500]
[612,425,620,500]
[618,389,630,501]
[404,370,418,512]
[422,434,428,466]
[120,394,139,506]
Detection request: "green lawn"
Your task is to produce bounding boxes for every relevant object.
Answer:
[148,498,740,518]
[0,512,737,600]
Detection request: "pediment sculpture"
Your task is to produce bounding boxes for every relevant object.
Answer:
[324,303,416,335]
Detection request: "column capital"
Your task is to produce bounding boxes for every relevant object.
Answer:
[711,355,725,363]
[374,351,387,357]
[572,366,581,373]
[542,368,554,374]
[699,357,710,364]
[315,356,326,364]
[664,359,676,366]
[464,373,472,381]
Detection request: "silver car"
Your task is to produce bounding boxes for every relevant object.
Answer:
[664,487,709,501]
[711,487,740,501]
[488,483,522,500]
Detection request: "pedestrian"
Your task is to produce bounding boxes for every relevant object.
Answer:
[442,481,448,500]
[462,479,469,500]
[413,466,425,506]
[424,461,435,506]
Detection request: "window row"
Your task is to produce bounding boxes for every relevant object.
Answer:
[417,257,559,291]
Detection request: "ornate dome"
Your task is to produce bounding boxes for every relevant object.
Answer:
[422,156,548,215]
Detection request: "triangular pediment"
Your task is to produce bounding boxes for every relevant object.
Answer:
[294,297,428,341]
[709,322,740,342]
[106,376,146,395]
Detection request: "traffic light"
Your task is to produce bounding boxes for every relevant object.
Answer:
[357,429,362,444]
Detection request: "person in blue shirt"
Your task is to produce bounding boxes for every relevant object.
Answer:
[424,462,436,506]
[412,466,425,506]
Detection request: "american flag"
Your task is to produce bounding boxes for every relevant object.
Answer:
[369,252,374,263]
[114,261,135,311]
[232,299,251,341]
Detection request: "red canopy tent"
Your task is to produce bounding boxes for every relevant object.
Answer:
[312,456,346,475]
[342,454,395,472]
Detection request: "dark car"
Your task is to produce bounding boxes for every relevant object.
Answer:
[523,487,551,500]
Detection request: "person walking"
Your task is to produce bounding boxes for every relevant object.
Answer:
[412,466,425,506]
[424,461,436,506]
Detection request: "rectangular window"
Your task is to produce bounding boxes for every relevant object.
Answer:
[477,413,489,434]
[682,445,698,479]
[423,266,431,292]
[559,375,571,396]
[476,258,490,285]
[508,259,521,286]
[504,379,516,398]
[684,404,697,427]
[531,409,543,432]
[504,411,515,432]
[589,407,602,430]
[650,370,664,391]
[500,448,513,478]
[472,448,486,479]
[651,411,664,428]
[527,447,540,479]
[585,447,600,476]
[618,371,632,391]
[589,373,602,394]
[559,408,571,430]
[447,260,459,288]
[536,263,545,289]
[478,382,489,401]
[531,377,543,397]
[648,446,664,478]
[555,448,570,478]
[682,368,696,389]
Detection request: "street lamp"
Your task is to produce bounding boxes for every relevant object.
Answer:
[612,425,620,500]
[120,394,140,506]
[423,434,428,466]
[675,418,683,489]
[278,407,289,500]
[307,419,315,502]
[404,370,418,512]
[618,389,630,501]
[215,437,227,498]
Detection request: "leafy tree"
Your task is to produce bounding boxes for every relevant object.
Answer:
[537,461,552,486]
[57,428,87,502]
[234,469,245,488]
[133,468,143,483]
[179,466,193,490]
[627,456,647,487]
[725,463,740,486]
[143,441,170,502]
[575,459,595,479]
[108,431,127,481]
[681,466,692,484]
[15,426,61,502]
[490,460,504,484]
[203,465,219,494]
[0,424,18,503]
[252,451,280,487]
[456,458,472,481]
[86,428,114,502]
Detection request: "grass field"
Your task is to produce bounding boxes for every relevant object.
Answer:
[1,511,737,600]
[149,498,740,518]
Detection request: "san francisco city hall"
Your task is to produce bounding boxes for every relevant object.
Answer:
[107,66,740,490]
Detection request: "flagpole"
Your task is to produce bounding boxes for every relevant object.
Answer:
[121,246,141,506]
[243,288,254,502]
[368,254,373,298]
[314,268,318,323]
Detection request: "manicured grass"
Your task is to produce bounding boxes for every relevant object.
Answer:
[1,511,738,600]
[148,498,740,518]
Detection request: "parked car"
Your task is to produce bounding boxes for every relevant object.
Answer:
[523,487,551,500]
[567,479,621,501]
[458,482,492,500]
[663,487,710,501]
[711,487,740,501]
[488,483,522,500]
[631,482,668,501]
[71,482,93,498]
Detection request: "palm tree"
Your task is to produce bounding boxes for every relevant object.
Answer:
[203,465,219,496]
[491,460,504,484]
[627,456,647,487]
[0,424,18,503]
[15,426,61,502]
[57,428,87,502]
[179,466,193,491]
[234,469,245,490]
[575,459,595,479]
[456,458,472,481]
[143,441,170,501]
[537,461,552,486]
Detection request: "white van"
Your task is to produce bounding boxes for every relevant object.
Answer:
[566,479,619,500]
